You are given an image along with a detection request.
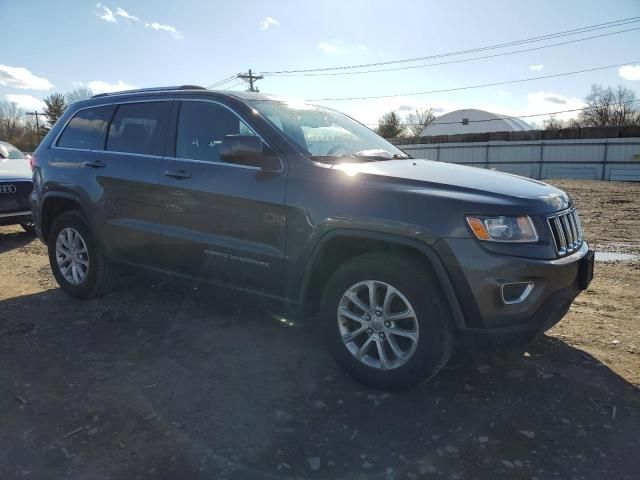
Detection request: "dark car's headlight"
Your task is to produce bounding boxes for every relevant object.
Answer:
[466,215,538,242]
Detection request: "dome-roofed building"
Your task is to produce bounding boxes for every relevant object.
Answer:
[421,109,532,136]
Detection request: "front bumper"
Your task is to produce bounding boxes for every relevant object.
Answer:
[436,238,592,351]
[0,210,32,226]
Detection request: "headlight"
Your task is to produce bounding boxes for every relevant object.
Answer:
[466,215,538,243]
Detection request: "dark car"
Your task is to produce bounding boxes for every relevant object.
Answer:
[30,86,594,389]
[1,141,35,233]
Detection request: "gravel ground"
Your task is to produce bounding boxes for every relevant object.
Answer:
[0,179,638,479]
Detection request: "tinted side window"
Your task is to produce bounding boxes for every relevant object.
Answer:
[107,102,170,156]
[56,106,113,150]
[176,102,257,162]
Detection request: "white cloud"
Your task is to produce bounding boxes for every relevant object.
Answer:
[87,80,138,94]
[95,3,117,23]
[473,91,586,125]
[260,17,280,30]
[115,7,139,22]
[528,64,544,71]
[5,94,45,111]
[0,65,53,90]
[94,4,182,39]
[145,22,183,39]
[619,64,640,81]
[318,40,366,54]
[318,41,339,53]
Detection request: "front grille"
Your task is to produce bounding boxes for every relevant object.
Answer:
[0,181,33,214]
[547,207,583,256]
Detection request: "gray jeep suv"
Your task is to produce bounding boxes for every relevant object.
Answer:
[30,86,594,389]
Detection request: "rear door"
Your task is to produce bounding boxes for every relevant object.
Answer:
[90,99,174,267]
[161,99,287,295]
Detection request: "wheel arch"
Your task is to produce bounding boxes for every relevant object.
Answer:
[297,229,466,329]
[40,192,89,242]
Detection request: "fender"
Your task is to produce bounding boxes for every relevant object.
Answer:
[38,191,101,246]
[297,228,466,330]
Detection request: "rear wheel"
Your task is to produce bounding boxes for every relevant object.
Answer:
[48,211,117,298]
[321,253,453,390]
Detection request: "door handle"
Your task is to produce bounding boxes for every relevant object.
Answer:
[164,169,192,180]
[82,160,106,168]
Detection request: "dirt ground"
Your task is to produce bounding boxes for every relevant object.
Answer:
[1,179,639,480]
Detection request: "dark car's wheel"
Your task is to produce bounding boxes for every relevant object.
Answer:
[48,211,117,299]
[321,253,453,390]
[20,220,36,234]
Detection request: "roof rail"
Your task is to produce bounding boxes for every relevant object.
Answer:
[92,85,207,98]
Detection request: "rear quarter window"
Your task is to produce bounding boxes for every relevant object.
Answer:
[56,106,114,150]
[106,102,171,156]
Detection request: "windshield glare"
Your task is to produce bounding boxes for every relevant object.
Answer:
[0,142,26,160]
[247,100,407,160]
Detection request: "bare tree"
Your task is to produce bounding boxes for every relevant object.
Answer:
[0,100,41,151]
[543,117,565,130]
[578,84,640,127]
[65,87,94,104]
[375,111,404,138]
[404,108,438,136]
[0,100,24,139]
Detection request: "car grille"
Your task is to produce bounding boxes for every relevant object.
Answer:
[547,208,583,256]
[0,181,33,214]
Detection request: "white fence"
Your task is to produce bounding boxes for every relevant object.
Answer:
[396,138,640,181]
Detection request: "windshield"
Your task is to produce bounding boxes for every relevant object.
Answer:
[0,142,26,159]
[246,99,409,161]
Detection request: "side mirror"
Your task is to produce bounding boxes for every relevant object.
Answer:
[219,134,281,172]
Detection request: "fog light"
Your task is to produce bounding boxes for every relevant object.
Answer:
[501,282,534,304]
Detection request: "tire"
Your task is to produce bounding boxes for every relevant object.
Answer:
[321,253,453,390]
[20,221,36,234]
[48,211,118,299]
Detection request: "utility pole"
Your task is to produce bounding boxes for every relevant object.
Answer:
[26,111,46,140]
[237,69,263,92]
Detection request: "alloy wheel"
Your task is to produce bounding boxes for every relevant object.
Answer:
[55,227,90,285]
[337,280,420,370]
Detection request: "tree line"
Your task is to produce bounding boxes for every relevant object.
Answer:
[0,87,93,152]
[375,84,640,138]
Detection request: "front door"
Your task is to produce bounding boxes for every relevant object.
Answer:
[162,100,287,295]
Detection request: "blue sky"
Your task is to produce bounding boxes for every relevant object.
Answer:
[1,0,639,126]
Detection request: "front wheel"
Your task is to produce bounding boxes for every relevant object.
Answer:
[321,253,453,390]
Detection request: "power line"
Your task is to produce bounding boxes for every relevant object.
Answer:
[222,80,244,90]
[364,99,640,126]
[266,27,640,77]
[207,74,240,89]
[237,69,264,92]
[261,16,640,75]
[207,69,266,92]
[25,111,46,140]
[305,61,639,102]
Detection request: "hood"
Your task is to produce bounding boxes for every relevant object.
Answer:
[329,159,570,213]
[0,157,32,181]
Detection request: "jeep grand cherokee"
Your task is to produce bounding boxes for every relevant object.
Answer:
[30,86,594,389]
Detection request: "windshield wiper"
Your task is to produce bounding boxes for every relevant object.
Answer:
[310,155,377,164]
[351,153,412,161]
[310,153,411,164]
